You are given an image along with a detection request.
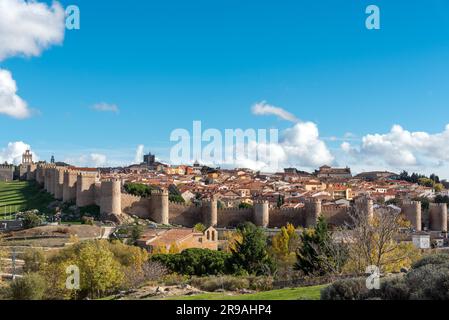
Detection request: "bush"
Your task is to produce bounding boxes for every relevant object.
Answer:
[9,273,46,300]
[81,216,94,226]
[22,212,42,229]
[412,252,449,270]
[321,278,370,300]
[247,276,274,291]
[190,276,250,292]
[22,249,46,273]
[151,249,231,276]
[161,274,189,286]
[379,276,410,300]
[406,264,449,300]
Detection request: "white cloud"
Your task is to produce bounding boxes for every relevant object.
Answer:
[0,69,31,119]
[252,101,299,123]
[341,124,449,170]
[0,0,65,61]
[135,144,144,164]
[0,141,38,165]
[65,153,108,167]
[281,121,334,168]
[200,108,333,172]
[0,0,65,119]
[92,103,120,114]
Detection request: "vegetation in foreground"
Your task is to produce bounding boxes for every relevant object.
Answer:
[169,285,325,301]
[321,252,449,300]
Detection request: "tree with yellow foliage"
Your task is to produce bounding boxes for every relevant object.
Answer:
[169,242,181,254]
[223,230,242,253]
[271,223,299,263]
[344,207,421,274]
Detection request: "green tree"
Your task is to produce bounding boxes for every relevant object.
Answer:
[151,248,230,276]
[129,224,144,245]
[76,241,124,299]
[296,216,347,276]
[277,195,285,208]
[228,222,276,276]
[9,273,46,300]
[22,212,42,229]
[238,202,253,209]
[124,183,152,197]
[23,248,46,273]
[194,223,206,233]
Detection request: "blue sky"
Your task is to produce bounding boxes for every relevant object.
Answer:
[1,0,449,177]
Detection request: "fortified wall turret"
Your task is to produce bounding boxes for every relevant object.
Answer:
[254,200,269,228]
[429,203,448,232]
[305,199,322,227]
[202,196,218,227]
[63,169,78,203]
[100,179,122,220]
[151,189,169,225]
[76,172,98,207]
[402,201,422,231]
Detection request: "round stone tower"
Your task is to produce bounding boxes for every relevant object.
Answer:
[202,196,218,227]
[49,167,56,196]
[100,179,122,218]
[54,168,65,200]
[151,189,169,225]
[44,167,51,193]
[76,173,97,207]
[429,203,448,232]
[63,170,78,203]
[306,199,322,227]
[411,201,422,232]
[35,165,43,185]
[254,200,270,228]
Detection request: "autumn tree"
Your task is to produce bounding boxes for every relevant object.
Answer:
[271,223,299,263]
[344,206,421,274]
[270,223,300,279]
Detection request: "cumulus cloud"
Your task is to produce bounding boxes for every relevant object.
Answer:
[252,101,299,123]
[281,122,334,168]
[65,153,108,167]
[193,104,333,172]
[0,0,65,119]
[135,144,144,164]
[92,103,120,114]
[0,69,31,119]
[0,0,65,61]
[341,124,449,169]
[0,141,38,165]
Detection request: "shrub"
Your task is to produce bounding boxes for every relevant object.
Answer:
[406,264,449,300]
[321,278,370,300]
[379,276,410,300]
[9,273,46,300]
[190,276,250,292]
[161,274,189,286]
[22,212,42,229]
[22,248,46,273]
[412,252,449,270]
[151,249,231,276]
[247,276,274,291]
[81,216,94,226]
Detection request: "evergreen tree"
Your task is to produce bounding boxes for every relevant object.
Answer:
[296,216,347,276]
[228,222,276,276]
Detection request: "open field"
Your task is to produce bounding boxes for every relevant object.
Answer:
[167,285,326,301]
[0,181,54,218]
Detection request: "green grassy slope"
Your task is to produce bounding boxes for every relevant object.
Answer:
[0,181,54,217]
